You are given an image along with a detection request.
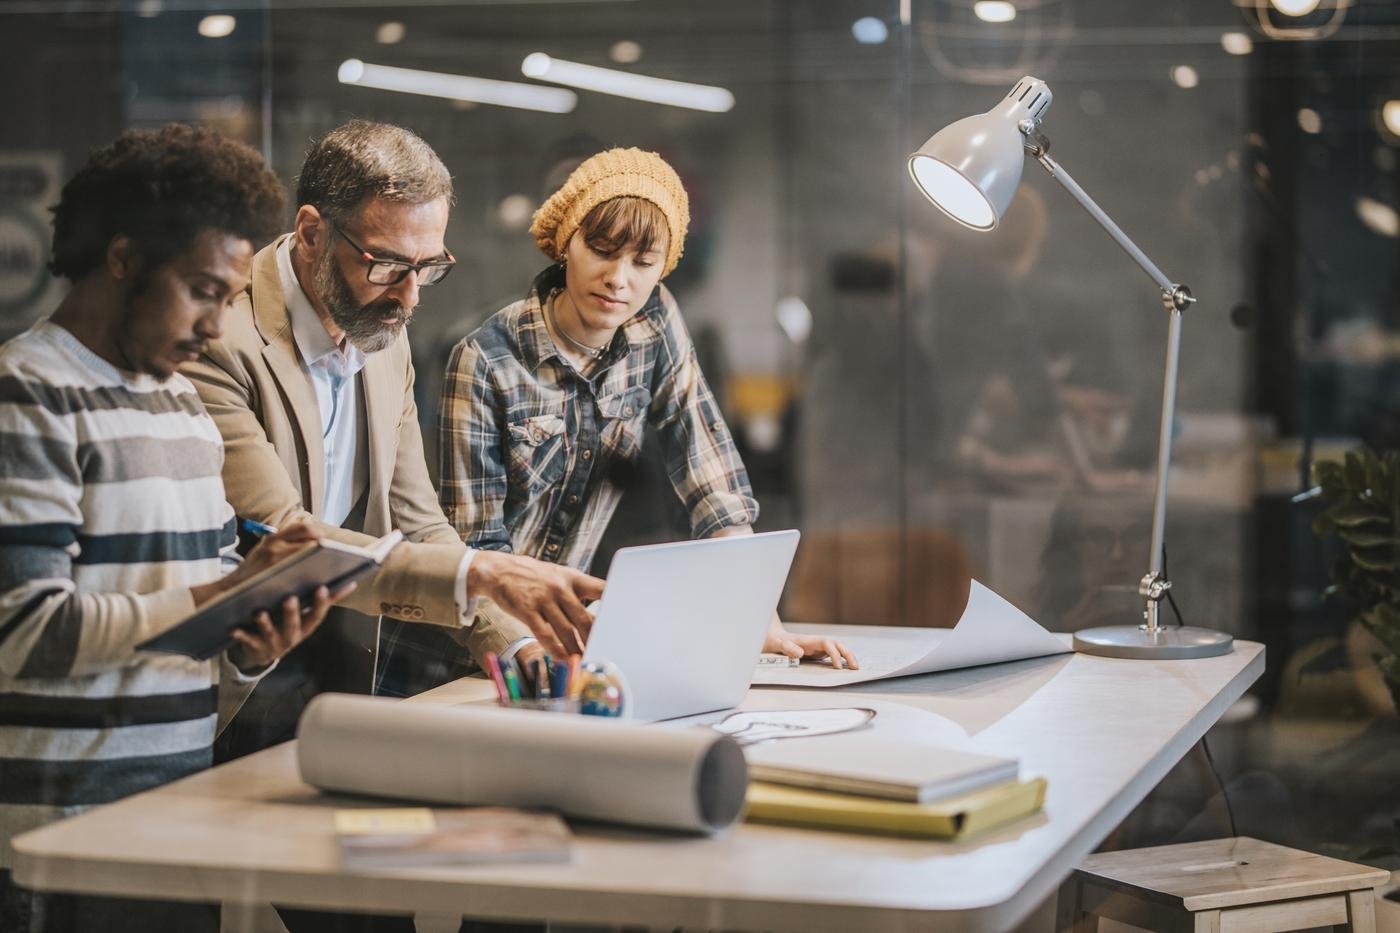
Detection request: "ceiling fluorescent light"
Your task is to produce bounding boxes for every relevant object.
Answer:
[521,53,734,113]
[338,60,576,114]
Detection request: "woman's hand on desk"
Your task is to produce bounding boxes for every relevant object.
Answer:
[764,620,859,670]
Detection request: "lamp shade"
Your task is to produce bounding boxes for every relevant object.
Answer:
[908,76,1053,230]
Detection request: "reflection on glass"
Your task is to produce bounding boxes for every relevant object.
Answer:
[712,708,878,746]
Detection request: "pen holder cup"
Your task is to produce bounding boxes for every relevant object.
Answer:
[498,697,581,714]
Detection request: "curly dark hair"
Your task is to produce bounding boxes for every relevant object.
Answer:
[49,123,286,282]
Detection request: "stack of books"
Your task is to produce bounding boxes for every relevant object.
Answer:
[742,735,1045,840]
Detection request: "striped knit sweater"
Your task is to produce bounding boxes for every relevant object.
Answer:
[0,320,249,868]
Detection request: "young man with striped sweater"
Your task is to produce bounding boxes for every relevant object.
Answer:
[0,125,345,933]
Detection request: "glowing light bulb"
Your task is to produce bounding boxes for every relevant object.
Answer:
[974,1,1017,23]
[1270,0,1322,16]
[197,14,235,38]
[1220,32,1253,55]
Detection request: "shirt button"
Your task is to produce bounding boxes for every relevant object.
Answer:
[534,430,545,442]
[581,449,593,461]
[546,542,560,554]
[712,422,724,432]
[567,495,579,505]
[623,405,634,417]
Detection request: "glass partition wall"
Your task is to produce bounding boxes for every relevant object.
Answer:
[5,0,1400,885]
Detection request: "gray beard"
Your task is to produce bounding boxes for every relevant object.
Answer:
[314,250,412,355]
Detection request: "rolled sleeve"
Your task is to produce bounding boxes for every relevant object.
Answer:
[690,489,760,540]
[648,291,760,540]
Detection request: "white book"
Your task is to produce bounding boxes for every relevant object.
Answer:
[744,733,1018,804]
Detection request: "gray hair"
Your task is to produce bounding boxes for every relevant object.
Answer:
[295,120,453,221]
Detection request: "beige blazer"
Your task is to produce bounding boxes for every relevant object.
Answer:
[186,237,530,660]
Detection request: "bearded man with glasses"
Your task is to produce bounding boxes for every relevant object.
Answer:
[186,121,603,780]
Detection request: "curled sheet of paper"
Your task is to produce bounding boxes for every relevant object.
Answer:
[298,694,749,834]
[752,580,1071,688]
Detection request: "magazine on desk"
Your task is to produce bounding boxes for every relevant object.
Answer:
[752,580,1071,688]
[335,806,572,870]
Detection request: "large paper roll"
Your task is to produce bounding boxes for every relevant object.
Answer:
[297,694,749,834]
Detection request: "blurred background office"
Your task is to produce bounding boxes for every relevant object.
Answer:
[5,0,1400,881]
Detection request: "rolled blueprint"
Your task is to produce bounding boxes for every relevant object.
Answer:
[297,693,749,834]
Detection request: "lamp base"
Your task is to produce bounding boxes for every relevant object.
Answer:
[1073,625,1233,660]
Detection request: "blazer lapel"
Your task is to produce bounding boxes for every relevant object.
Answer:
[250,236,327,516]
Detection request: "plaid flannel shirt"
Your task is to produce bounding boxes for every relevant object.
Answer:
[439,283,759,575]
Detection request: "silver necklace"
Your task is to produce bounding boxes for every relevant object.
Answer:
[545,292,608,360]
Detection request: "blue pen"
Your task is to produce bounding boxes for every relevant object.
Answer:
[239,518,279,538]
[536,657,551,700]
[550,658,568,699]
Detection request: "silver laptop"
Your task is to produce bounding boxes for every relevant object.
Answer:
[583,530,800,722]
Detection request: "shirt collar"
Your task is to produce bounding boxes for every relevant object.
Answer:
[518,290,558,373]
[520,287,659,375]
[277,236,367,377]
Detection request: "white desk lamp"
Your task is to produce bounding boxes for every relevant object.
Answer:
[908,76,1233,659]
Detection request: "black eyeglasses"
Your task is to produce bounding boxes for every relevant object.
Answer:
[333,224,456,287]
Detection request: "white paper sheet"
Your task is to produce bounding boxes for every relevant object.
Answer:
[297,694,749,834]
[752,580,1071,688]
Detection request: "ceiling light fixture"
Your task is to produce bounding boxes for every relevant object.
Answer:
[1220,31,1254,55]
[1171,65,1199,89]
[973,1,1017,23]
[376,21,405,45]
[851,16,889,44]
[197,14,235,38]
[521,53,734,113]
[609,40,643,64]
[1270,0,1321,15]
[338,60,576,114]
[1381,100,1400,139]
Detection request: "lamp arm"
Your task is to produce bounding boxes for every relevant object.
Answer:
[1031,146,1193,636]
[1033,152,1178,298]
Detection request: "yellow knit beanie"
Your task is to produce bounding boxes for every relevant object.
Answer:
[530,147,689,276]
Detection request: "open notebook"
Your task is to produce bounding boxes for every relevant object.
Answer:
[137,530,402,660]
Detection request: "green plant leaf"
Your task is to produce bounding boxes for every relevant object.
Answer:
[1314,459,1345,498]
[1346,450,1367,490]
[1324,504,1389,528]
[1338,528,1397,549]
[1353,552,1400,573]
[1364,447,1384,494]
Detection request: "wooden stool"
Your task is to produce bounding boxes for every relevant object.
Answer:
[1056,837,1390,932]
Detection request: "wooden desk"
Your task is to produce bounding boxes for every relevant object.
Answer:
[12,636,1263,933]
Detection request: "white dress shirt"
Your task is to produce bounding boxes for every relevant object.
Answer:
[276,237,479,625]
[278,238,366,528]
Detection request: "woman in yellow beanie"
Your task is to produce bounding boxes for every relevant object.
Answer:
[439,148,855,673]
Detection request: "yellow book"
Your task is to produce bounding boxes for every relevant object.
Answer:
[744,776,1047,840]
